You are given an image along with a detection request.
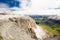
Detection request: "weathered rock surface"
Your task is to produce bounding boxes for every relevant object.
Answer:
[0,15,53,40]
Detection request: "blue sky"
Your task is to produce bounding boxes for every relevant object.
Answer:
[0,0,20,7]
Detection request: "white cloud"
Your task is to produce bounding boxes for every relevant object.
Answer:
[0,3,8,8]
[31,0,60,9]
[28,0,60,15]
[12,0,60,15]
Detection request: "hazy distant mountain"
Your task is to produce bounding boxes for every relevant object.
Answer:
[48,15,60,20]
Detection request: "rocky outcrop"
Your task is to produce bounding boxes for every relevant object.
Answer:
[0,15,52,40]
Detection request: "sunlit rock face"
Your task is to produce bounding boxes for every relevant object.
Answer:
[0,15,51,40]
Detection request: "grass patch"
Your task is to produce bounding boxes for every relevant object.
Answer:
[34,17,60,35]
[38,24,60,35]
[0,36,3,40]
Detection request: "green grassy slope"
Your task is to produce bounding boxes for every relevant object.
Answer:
[38,24,60,35]
[35,18,60,35]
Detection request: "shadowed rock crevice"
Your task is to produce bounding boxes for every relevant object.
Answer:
[9,16,38,40]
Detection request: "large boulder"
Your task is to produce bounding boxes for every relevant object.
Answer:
[0,15,51,40]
